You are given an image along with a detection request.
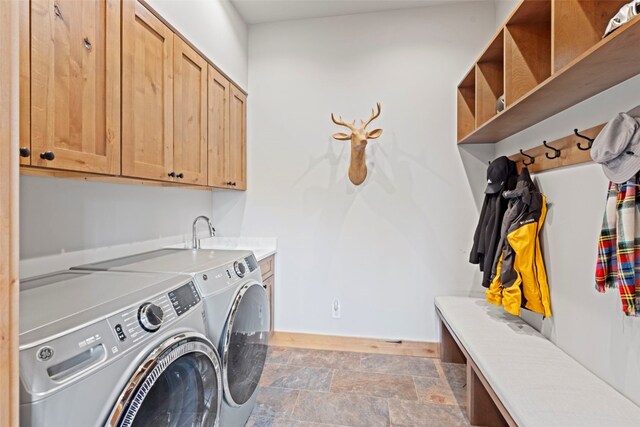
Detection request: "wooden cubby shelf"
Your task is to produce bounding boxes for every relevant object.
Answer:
[457,0,639,144]
[457,68,475,141]
[476,30,504,128]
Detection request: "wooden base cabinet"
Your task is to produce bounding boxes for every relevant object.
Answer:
[30,0,121,174]
[259,255,275,332]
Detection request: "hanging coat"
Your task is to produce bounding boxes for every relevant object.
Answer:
[486,168,552,317]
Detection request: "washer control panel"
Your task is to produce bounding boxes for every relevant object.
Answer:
[110,294,175,349]
[106,281,201,355]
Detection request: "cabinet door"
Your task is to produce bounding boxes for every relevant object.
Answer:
[31,0,121,174]
[207,66,230,188]
[228,86,247,190]
[122,0,174,181]
[173,37,208,185]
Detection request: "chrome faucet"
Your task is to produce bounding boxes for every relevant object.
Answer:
[192,216,216,249]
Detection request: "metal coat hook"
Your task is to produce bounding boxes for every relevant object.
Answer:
[574,128,594,151]
[542,140,561,159]
[520,149,535,166]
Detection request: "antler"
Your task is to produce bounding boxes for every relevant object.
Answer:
[331,113,356,131]
[361,102,382,129]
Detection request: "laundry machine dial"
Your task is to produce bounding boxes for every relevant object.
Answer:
[234,261,246,278]
[138,302,164,332]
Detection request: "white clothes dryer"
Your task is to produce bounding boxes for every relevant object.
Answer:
[19,269,223,427]
[74,249,270,427]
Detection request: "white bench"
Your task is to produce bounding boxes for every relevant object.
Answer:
[435,296,640,427]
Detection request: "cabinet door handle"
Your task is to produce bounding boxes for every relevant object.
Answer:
[19,147,30,158]
[176,173,184,179]
[168,172,176,178]
[83,37,92,51]
[40,151,55,161]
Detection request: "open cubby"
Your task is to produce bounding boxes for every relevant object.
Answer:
[504,0,551,106]
[475,30,504,128]
[456,0,640,144]
[457,68,476,141]
[552,0,628,72]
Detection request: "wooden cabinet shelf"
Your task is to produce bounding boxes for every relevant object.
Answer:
[457,0,639,144]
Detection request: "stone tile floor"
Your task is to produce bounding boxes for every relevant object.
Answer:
[247,346,469,427]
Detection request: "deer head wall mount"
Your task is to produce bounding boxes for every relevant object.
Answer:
[331,103,383,185]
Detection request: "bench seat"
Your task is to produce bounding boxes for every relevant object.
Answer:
[435,296,640,427]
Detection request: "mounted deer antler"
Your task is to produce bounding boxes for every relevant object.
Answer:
[331,103,383,185]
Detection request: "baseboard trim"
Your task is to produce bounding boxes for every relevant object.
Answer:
[270,331,439,358]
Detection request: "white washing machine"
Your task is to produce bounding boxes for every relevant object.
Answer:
[20,269,223,427]
[74,249,270,427]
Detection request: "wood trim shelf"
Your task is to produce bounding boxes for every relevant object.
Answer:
[270,331,439,358]
[458,0,640,144]
[20,166,213,191]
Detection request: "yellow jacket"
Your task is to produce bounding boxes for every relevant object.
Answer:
[486,169,552,317]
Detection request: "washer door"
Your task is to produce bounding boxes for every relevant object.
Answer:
[221,281,270,407]
[106,333,222,427]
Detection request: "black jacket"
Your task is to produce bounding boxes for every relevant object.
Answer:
[470,165,517,288]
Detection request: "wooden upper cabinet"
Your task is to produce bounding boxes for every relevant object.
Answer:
[228,86,247,190]
[30,0,121,174]
[121,0,174,181]
[173,37,208,185]
[207,66,230,188]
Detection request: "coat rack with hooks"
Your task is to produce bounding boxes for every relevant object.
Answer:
[507,123,605,174]
[507,106,640,173]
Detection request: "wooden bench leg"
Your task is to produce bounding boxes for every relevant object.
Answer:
[439,317,466,364]
[467,363,509,427]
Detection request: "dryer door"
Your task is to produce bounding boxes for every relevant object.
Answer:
[106,333,222,427]
[221,281,270,407]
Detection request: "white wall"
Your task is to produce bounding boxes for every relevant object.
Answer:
[21,0,248,262]
[494,0,517,26]
[211,2,497,341]
[491,0,640,407]
[20,177,211,259]
[146,0,248,89]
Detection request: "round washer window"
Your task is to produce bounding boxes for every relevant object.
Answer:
[109,335,222,427]
[132,352,218,427]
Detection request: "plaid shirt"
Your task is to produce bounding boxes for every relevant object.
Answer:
[596,174,640,316]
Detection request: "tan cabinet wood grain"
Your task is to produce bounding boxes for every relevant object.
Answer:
[173,37,208,185]
[122,0,174,182]
[19,0,30,166]
[207,66,230,188]
[30,0,121,174]
[228,86,247,190]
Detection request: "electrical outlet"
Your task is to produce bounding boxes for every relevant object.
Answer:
[332,298,341,319]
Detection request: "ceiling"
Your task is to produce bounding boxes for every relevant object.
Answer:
[230,0,481,25]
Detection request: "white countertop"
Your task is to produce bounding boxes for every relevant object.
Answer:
[168,237,277,261]
[20,235,277,279]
